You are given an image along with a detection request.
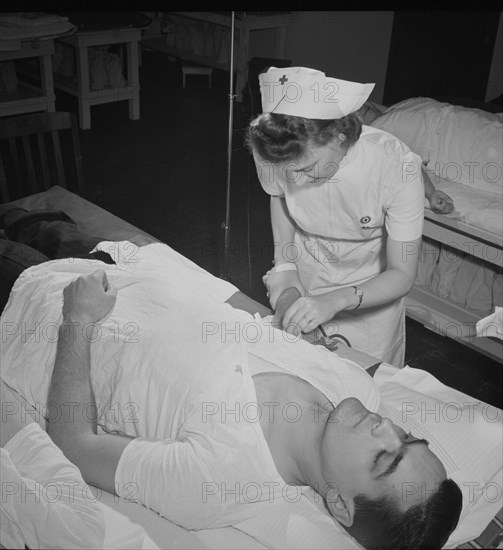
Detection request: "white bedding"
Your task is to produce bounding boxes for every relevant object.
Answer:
[4,365,500,550]
[371,97,503,195]
[1,240,367,550]
[371,97,503,236]
[1,239,501,549]
[426,171,503,237]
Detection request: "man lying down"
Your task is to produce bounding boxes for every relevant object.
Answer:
[0,209,462,550]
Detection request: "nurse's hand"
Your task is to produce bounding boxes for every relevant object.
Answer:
[429,190,455,214]
[263,268,305,310]
[281,295,335,335]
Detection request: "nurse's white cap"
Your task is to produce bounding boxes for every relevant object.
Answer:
[259,66,375,120]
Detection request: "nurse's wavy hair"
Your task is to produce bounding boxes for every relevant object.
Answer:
[345,478,463,550]
[246,112,362,163]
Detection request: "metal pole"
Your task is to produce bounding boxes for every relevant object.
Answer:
[221,11,235,281]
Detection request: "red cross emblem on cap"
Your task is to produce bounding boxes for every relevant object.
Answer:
[279,75,288,85]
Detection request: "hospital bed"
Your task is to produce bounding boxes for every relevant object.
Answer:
[1,185,502,549]
[365,98,503,363]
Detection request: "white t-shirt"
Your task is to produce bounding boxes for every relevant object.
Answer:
[1,241,380,535]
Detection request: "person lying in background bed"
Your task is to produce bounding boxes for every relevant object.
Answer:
[0,211,462,550]
[356,98,502,216]
[356,100,455,216]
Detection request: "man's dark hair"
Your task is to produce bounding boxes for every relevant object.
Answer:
[345,479,463,550]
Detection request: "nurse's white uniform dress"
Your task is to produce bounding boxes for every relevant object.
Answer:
[255,125,425,366]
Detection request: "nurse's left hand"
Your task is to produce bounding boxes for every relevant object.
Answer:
[281,295,335,335]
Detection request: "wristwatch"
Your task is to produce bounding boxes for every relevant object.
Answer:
[352,286,363,310]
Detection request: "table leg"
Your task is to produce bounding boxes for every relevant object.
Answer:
[75,44,91,130]
[127,40,140,120]
[40,53,56,112]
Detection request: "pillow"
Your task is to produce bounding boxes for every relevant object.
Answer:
[375,365,503,548]
[371,98,503,195]
[429,103,502,195]
[370,97,442,166]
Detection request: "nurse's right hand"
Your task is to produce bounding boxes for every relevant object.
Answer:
[263,269,306,310]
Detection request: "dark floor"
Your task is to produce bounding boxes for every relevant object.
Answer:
[55,48,502,409]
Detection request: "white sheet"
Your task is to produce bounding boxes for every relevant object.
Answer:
[1,240,368,550]
[2,238,500,549]
[375,366,503,548]
[371,97,503,196]
[425,170,503,236]
[371,98,503,237]
[6,362,498,550]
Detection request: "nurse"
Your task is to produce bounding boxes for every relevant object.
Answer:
[247,67,425,366]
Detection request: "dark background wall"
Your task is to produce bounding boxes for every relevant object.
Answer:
[245,10,503,106]
[383,10,501,105]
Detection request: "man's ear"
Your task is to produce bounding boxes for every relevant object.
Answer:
[326,491,355,527]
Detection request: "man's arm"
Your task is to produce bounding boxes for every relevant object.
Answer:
[225,291,272,317]
[422,167,455,214]
[47,269,133,495]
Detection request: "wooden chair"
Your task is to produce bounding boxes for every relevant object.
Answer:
[0,112,84,203]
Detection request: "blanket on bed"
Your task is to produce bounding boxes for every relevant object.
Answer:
[371,97,503,237]
[1,239,380,549]
[1,237,501,549]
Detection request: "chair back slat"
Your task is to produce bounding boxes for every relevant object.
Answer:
[7,138,22,192]
[22,135,38,195]
[51,129,66,188]
[36,132,51,190]
[0,156,9,202]
[71,121,84,192]
[0,112,84,202]
[0,112,76,139]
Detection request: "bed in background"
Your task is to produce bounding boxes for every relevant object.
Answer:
[363,97,503,362]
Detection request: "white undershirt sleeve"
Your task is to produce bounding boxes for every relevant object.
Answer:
[114,437,220,529]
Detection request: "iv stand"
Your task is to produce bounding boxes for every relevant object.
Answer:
[221,10,236,281]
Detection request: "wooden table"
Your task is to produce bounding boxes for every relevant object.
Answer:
[0,38,56,117]
[55,27,142,130]
[142,12,292,101]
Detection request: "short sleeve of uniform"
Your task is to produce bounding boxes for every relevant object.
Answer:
[253,152,286,197]
[383,143,425,242]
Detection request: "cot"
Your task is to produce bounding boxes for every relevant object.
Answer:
[0,186,501,549]
[365,97,503,362]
